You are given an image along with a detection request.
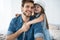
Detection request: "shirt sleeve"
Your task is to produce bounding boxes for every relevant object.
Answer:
[33,22,44,38]
[7,18,16,35]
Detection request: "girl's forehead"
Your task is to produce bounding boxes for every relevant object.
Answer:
[34,5,41,8]
[34,4,41,7]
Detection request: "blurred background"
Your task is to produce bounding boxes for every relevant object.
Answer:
[0,0,60,40]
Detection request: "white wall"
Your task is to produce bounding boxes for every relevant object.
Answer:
[0,0,12,34]
[0,0,21,34]
[45,0,60,25]
[11,0,21,16]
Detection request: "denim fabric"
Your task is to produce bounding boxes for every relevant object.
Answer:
[41,15,52,40]
[34,13,51,40]
[7,16,44,40]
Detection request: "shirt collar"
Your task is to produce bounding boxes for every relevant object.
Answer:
[18,15,23,23]
[18,15,33,23]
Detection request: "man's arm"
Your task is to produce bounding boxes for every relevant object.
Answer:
[6,18,30,40]
[6,23,30,40]
[36,37,43,40]
[33,22,44,40]
[6,29,23,40]
[35,33,43,40]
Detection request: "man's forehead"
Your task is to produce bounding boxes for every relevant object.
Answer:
[24,2,34,6]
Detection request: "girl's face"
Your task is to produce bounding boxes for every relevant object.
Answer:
[34,4,41,13]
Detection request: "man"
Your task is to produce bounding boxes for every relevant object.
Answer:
[6,0,44,40]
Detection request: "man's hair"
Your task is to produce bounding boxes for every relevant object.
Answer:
[22,0,34,7]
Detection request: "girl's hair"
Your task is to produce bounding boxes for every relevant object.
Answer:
[34,3,49,29]
[34,3,45,14]
[22,0,34,7]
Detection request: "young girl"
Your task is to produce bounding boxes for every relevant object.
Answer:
[15,3,51,40]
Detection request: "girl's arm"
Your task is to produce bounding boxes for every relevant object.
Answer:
[15,13,49,29]
[15,13,44,24]
[28,14,44,24]
[27,14,49,29]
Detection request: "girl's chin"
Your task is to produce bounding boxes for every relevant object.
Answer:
[34,12,39,13]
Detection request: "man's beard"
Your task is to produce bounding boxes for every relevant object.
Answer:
[23,13,31,17]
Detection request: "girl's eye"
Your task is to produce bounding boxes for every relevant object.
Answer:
[37,6,40,8]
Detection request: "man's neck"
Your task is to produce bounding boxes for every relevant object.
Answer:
[21,14,30,22]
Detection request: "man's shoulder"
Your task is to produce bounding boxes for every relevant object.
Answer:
[32,22,42,28]
[11,15,22,23]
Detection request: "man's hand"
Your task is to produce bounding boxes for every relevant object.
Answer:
[6,22,30,40]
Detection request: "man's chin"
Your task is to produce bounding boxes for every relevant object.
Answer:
[23,13,31,17]
[26,15,31,17]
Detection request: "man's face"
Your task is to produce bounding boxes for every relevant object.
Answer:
[22,2,34,17]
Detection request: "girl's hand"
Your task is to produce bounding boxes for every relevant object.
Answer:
[21,23,30,32]
[26,22,31,26]
[15,13,21,17]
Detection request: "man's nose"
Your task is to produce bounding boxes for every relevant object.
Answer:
[28,8,32,11]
